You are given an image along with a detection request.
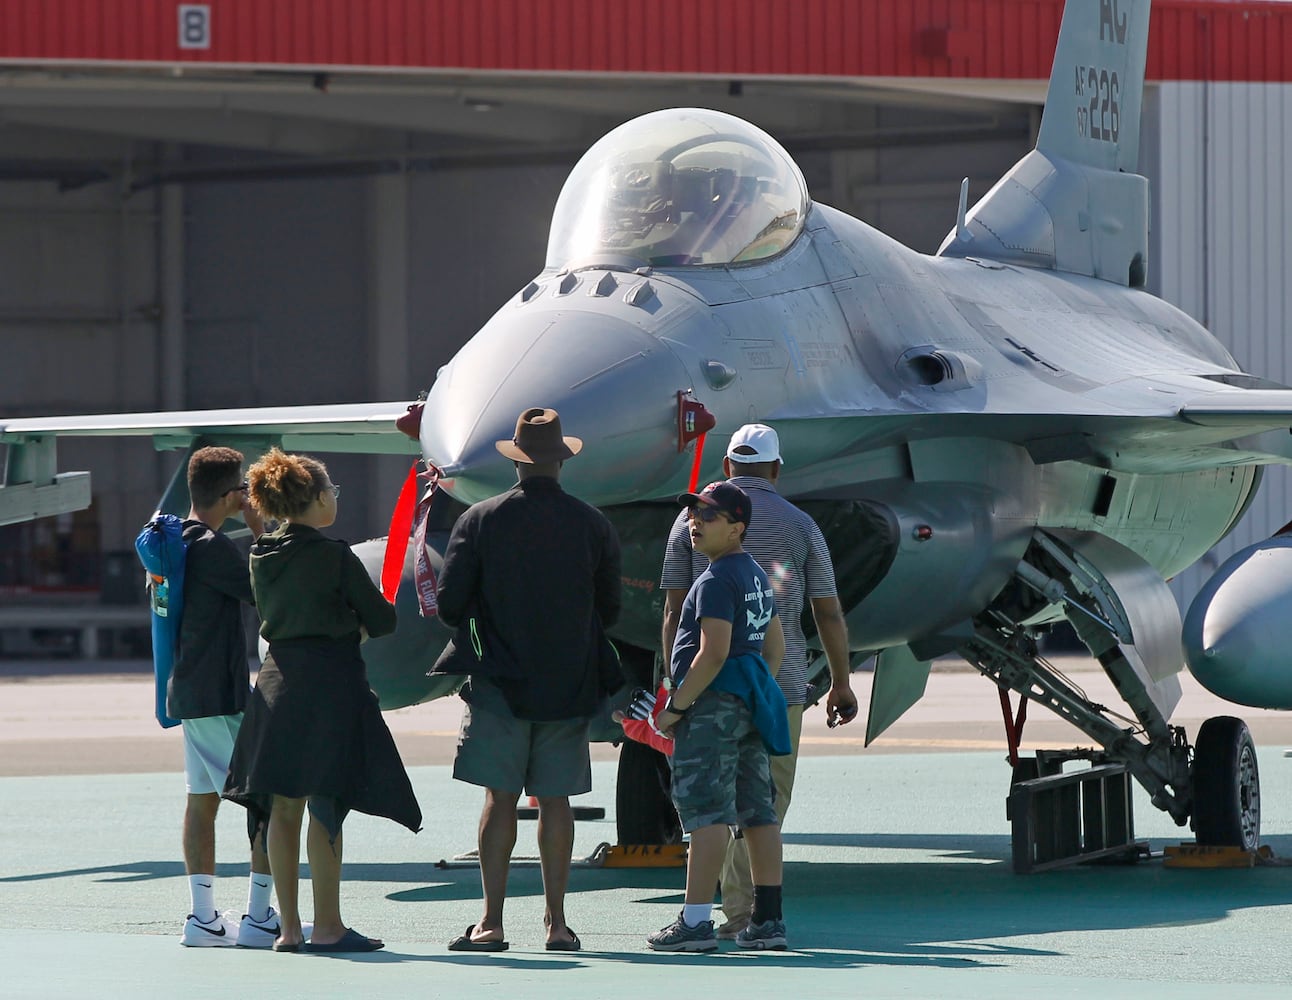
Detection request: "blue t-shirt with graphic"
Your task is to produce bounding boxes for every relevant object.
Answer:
[670,551,777,685]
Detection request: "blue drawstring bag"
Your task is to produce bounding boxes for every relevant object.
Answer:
[135,514,185,729]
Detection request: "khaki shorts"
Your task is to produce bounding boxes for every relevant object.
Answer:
[670,690,776,833]
[452,678,592,797]
[182,714,242,794]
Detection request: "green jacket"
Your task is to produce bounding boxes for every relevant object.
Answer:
[250,523,396,643]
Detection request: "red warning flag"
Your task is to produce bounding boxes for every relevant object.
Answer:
[380,463,421,603]
[619,682,675,756]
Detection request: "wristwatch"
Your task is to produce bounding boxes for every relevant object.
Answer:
[663,695,691,717]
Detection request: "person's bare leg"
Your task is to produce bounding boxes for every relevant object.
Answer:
[471,788,519,944]
[536,796,575,946]
[742,824,783,886]
[305,820,377,946]
[182,792,220,875]
[267,796,305,948]
[250,820,271,877]
[684,824,729,904]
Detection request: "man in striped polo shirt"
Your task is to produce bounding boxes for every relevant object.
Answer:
[661,423,857,940]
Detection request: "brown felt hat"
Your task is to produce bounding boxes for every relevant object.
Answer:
[495,407,583,464]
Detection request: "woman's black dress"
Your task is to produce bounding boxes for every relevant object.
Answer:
[225,636,422,840]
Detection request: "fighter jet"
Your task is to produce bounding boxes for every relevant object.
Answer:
[4,0,1290,854]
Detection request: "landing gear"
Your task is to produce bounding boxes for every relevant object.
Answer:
[615,739,682,845]
[962,529,1264,861]
[1191,716,1261,850]
[612,643,683,846]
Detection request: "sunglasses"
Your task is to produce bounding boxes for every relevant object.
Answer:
[222,481,249,497]
[688,505,731,524]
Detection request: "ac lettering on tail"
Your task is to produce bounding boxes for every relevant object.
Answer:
[1100,0,1128,46]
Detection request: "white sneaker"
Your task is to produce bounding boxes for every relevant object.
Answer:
[237,908,312,949]
[237,907,281,948]
[181,910,237,947]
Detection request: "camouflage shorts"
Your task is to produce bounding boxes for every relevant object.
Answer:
[670,690,776,833]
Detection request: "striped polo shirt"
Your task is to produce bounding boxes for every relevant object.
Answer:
[661,475,838,705]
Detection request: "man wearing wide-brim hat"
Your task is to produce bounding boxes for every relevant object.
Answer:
[431,407,623,953]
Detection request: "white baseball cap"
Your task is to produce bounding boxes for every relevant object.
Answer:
[726,423,782,465]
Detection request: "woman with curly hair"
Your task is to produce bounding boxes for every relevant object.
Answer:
[223,448,421,953]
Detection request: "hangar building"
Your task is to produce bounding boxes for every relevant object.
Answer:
[0,0,1289,626]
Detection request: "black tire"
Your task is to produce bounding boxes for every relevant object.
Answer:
[615,739,682,845]
[1192,716,1261,849]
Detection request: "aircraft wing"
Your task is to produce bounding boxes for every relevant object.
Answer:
[1053,388,1292,468]
[1177,390,1292,429]
[0,401,420,453]
[772,380,1292,481]
[0,401,419,525]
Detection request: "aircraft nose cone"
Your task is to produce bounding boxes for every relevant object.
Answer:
[421,310,692,506]
[1183,537,1292,710]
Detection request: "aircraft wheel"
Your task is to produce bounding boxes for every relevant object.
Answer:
[1192,716,1261,850]
[615,740,682,845]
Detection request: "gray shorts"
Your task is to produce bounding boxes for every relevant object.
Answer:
[452,678,592,797]
[670,690,776,834]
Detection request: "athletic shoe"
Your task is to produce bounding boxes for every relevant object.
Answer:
[237,907,282,948]
[646,911,718,952]
[716,914,750,940]
[181,910,237,947]
[735,917,788,951]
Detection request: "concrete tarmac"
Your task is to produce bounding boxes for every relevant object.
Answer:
[2,658,1291,998]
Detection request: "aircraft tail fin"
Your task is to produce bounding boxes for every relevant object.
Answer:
[939,0,1152,287]
[1037,0,1151,173]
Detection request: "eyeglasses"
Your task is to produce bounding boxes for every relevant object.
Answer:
[688,505,730,524]
[329,484,341,499]
[222,481,249,497]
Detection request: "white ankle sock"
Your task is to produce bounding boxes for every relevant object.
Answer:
[682,903,712,927]
[188,875,217,922]
[247,874,274,922]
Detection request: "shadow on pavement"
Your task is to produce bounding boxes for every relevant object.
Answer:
[9,846,1292,967]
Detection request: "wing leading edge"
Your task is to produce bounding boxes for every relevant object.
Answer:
[0,401,419,452]
[768,394,1292,485]
[0,401,419,526]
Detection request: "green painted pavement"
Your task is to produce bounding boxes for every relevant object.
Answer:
[2,752,1291,998]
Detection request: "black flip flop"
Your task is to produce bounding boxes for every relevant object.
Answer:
[545,928,581,952]
[305,928,383,953]
[448,924,509,952]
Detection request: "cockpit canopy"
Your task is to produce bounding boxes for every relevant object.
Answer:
[546,108,810,270]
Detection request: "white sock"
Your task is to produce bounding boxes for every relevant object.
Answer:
[247,874,274,922]
[682,903,712,927]
[188,875,217,922]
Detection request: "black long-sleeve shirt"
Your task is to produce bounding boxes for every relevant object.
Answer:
[434,476,621,721]
[168,520,255,720]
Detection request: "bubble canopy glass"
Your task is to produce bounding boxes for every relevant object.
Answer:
[546,108,810,269]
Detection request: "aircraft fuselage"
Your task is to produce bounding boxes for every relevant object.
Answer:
[422,200,1258,659]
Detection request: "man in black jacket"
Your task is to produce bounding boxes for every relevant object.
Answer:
[170,447,276,948]
[434,408,622,953]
